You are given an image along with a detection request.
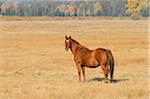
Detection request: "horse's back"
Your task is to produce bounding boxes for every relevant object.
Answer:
[75,46,109,66]
[96,48,107,52]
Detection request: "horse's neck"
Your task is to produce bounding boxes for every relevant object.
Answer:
[70,40,81,55]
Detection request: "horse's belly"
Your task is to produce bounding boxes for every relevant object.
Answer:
[83,58,99,67]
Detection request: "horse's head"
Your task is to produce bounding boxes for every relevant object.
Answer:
[65,35,71,51]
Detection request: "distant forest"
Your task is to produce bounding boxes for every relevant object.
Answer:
[0,0,149,17]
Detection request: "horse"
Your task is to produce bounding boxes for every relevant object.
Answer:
[65,36,114,83]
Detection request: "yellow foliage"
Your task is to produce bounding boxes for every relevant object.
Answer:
[127,0,149,15]
[66,4,75,13]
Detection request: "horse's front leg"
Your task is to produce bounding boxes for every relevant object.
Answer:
[81,66,86,82]
[76,62,82,82]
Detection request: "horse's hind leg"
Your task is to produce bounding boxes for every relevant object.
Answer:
[101,65,109,83]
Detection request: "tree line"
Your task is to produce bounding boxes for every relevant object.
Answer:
[0,0,149,17]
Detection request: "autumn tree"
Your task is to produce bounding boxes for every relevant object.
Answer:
[56,3,65,16]
[93,1,102,16]
[0,1,21,15]
[65,3,76,16]
[126,0,149,19]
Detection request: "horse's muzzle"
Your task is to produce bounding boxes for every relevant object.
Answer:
[65,48,68,51]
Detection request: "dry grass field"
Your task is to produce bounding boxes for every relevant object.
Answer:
[0,16,149,99]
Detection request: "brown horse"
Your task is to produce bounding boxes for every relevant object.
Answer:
[65,36,114,83]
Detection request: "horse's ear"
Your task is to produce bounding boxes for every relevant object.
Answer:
[69,36,71,39]
[65,35,67,39]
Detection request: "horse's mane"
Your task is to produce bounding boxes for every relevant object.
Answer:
[71,38,90,50]
[71,38,80,44]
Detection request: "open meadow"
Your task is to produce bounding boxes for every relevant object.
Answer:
[0,16,149,99]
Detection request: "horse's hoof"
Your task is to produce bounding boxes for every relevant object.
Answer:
[104,80,108,83]
[110,80,113,83]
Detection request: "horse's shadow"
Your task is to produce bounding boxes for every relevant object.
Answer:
[88,77,128,83]
[88,77,104,82]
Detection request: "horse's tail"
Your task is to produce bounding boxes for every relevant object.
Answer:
[107,50,114,82]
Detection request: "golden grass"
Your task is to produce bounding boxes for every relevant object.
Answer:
[0,16,149,99]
